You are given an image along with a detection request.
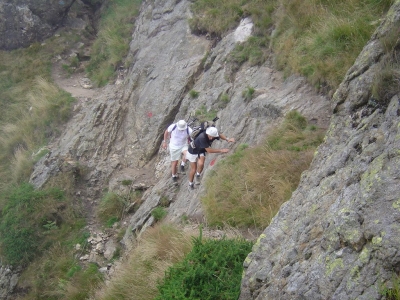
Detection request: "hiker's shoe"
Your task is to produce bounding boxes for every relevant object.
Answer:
[188,183,195,191]
[195,174,201,185]
[172,176,178,183]
[180,164,185,173]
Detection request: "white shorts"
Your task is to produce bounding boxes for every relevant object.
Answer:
[186,151,205,163]
[169,145,188,161]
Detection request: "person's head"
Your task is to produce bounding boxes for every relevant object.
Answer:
[177,120,187,130]
[206,127,218,139]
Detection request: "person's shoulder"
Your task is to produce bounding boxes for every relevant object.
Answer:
[167,123,176,132]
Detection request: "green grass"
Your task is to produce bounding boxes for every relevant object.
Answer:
[152,207,168,221]
[0,46,75,189]
[85,0,142,86]
[0,179,103,300]
[0,183,65,265]
[190,0,394,91]
[194,105,218,123]
[189,89,200,98]
[156,228,253,300]
[97,192,125,227]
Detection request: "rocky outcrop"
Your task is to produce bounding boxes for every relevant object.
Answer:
[239,2,400,299]
[0,0,102,50]
[0,266,20,300]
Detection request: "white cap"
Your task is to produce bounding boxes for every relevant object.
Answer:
[206,127,218,137]
[177,120,187,130]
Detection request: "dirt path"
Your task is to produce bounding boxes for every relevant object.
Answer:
[51,59,98,99]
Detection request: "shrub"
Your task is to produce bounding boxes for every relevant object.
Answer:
[242,86,255,101]
[156,229,253,300]
[189,89,200,98]
[151,207,168,221]
[218,92,230,108]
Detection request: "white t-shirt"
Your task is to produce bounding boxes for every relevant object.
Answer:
[167,123,193,149]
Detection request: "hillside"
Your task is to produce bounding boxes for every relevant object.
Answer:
[0,0,399,299]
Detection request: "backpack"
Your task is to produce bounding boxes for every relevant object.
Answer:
[189,116,219,148]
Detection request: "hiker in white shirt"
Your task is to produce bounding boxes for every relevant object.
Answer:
[162,120,193,182]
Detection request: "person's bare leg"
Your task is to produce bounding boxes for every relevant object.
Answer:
[181,150,187,164]
[196,155,205,174]
[189,161,197,183]
[171,160,178,176]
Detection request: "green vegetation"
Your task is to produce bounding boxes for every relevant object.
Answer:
[194,104,218,122]
[371,61,400,108]
[201,110,326,229]
[86,0,142,86]
[242,85,255,101]
[156,228,253,300]
[190,0,394,91]
[0,183,65,265]
[380,273,400,300]
[0,55,75,188]
[152,207,168,221]
[218,92,230,108]
[0,0,396,298]
[97,190,142,227]
[0,179,105,300]
[189,89,200,98]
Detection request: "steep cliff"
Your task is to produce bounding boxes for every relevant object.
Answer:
[239,1,400,299]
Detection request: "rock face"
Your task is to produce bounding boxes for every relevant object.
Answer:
[0,0,94,50]
[0,265,20,299]
[239,2,400,300]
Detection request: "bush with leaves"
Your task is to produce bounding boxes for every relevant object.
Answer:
[156,229,253,300]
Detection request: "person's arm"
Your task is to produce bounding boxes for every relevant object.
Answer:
[205,147,229,154]
[162,129,169,149]
[218,133,235,143]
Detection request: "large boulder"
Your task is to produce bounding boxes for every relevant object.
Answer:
[0,0,79,50]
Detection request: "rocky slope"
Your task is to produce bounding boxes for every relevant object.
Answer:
[239,1,400,299]
[30,0,331,239]
[25,0,399,299]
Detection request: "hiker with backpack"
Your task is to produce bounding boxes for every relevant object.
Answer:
[186,126,235,190]
[162,120,193,183]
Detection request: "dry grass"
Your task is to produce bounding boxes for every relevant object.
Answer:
[0,76,73,187]
[202,111,325,229]
[274,0,393,89]
[92,223,196,300]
